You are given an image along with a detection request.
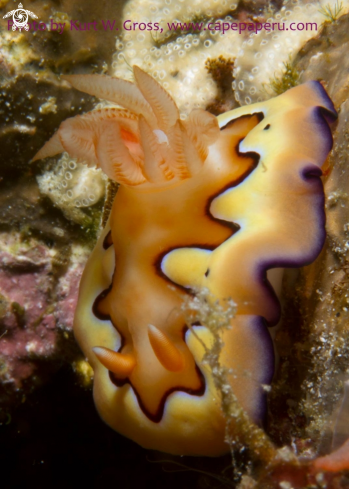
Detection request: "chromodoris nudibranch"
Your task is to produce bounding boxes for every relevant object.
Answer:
[33,67,336,456]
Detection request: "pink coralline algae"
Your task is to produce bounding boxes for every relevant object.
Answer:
[54,251,88,333]
[0,234,88,410]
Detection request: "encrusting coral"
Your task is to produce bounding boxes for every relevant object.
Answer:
[33,65,336,458]
[37,153,106,224]
[233,0,349,105]
[112,0,246,116]
[111,0,349,116]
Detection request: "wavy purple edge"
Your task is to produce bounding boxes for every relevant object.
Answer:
[245,84,336,423]
[246,316,275,425]
[252,86,337,328]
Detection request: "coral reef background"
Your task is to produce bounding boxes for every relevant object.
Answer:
[2,0,349,486]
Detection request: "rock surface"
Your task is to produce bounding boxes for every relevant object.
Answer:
[0,231,90,415]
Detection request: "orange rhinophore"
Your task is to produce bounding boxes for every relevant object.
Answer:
[92,347,136,378]
[33,67,336,456]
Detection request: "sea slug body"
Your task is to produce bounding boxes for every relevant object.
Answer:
[33,68,336,456]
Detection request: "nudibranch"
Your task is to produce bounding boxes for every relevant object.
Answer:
[33,68,336,456]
